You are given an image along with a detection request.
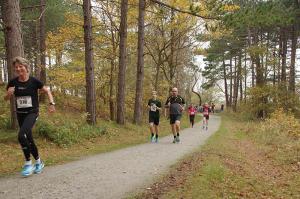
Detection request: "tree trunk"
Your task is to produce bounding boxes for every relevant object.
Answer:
[244,52,247,101]
[133,0,146,124]
[109,58,115,121]
[169,9,175,86]
[232,56,239,112]
[253,32,264,86]
[83,0,96,125]
[109,31,116,121]
[39,0,47,101]
[289,25,297,93]
[116,0,128,125]
[264,32,269,82]
[278,33,282,83]
[247,28,255,87]
[35,20,41,79]
[1,0,24,129]
[280,28,287,84]
[3,58,8,82]
[0,59,3,83]
[39,0,46,83]
[229,57,233,107]
[222,56,229,107]
[107,7,118,121]
[273,46,277,86]
[239,56,243,102]
[251,61,255,87]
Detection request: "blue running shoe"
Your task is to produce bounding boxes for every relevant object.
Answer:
[34,161,45,174]
[21,164,34,177]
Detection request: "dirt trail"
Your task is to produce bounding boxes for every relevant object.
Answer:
[0,115,220,199]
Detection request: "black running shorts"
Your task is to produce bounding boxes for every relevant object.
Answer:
[149,115,160,125]
[170,114,181,124]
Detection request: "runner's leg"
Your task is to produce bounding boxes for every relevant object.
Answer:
[154,125,159,142]
[17,113,39,161]
[149,122,155,142]
[17,113,39,176]
[175,118,181,142]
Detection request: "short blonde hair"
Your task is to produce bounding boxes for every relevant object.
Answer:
[12,56,31,73]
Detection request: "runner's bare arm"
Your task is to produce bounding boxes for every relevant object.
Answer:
[4,87,15,101]
[40,86,55,112]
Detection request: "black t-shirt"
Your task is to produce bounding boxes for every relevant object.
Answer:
[165,95,185,115]
[7,76,44,113]
[148,99,161,117]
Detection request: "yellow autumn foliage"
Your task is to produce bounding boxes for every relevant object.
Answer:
[262,108,300,139]
[222,4,240,12]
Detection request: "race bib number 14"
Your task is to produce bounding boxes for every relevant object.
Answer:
[16,96,33,108]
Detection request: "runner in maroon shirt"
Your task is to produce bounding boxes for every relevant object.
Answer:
[202,103,210,130]
[188,104,196,128]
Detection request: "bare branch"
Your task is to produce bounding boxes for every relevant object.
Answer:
[192,75,202,106]
[150,0,218,20]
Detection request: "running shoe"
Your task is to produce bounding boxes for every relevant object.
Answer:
[155,137,159,143]
[172,138,176,143]
[151,136,155,143]
[34,161,45,174]
[21,164,34,176]
[176,136,180,143]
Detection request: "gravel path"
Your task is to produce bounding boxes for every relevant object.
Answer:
[0,115,220,199]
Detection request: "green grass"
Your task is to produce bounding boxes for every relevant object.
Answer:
[149,114,300,199]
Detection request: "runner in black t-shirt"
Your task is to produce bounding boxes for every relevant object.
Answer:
[4,57,55,177]
[165,87,185,143]
[147,91,161,143]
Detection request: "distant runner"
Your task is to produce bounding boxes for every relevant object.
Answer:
[188,104,196,128]
[4,57,55,177]
[147,91,161,143]
[202,103,210,130]
[211,102,215,114]
[165,87,185,143]
[221,104,224,111]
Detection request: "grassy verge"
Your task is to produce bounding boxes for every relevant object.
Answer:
[0,108,195,176]
[137,113,300,199]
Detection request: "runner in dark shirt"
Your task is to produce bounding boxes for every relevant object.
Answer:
[147,91,161,143]
[165,87,185,143]
[221,104,224,111]
[4,57,55,177]
[211,102,215,114]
